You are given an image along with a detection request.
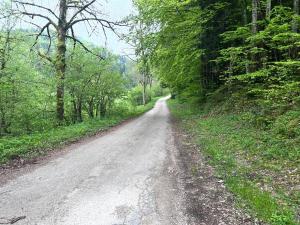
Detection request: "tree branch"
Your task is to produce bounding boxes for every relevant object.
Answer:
[32,22,51,49]
[13,0,59,20]
[67,0,96,25]
[66,35,105,60]
[37,50,53,64]
[15,11,58,29]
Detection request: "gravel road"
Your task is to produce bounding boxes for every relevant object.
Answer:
[0,97,188,225]
[0,97,255,225]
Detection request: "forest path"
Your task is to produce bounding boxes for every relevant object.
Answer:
[0,97,252,225]
[0,97,188,225]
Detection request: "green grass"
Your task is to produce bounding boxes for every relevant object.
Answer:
[168,99,300,225]
[0,98,158,165]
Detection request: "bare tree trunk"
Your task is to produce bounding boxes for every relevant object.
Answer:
[252,0,258,34]
[293,0,299,32]
[266,0,272,19]
[55,0,67,123]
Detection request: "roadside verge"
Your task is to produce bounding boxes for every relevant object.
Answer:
[0,98,159,168]
[168,99,299,225]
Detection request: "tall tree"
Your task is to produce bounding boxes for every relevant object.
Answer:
[266,0,272,19]
[13,0,123,123]
[0,2,18,135]
[292,0,299,32]
[252,0,259,33]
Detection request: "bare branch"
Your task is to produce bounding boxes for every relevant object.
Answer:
[67,18,126,38]
[37,50,53,63]
[31,22,51,49]
[13,0,59,20]
[17,11,58,29]
[70,26,77,51]
[46,25,52,54]
[66,35,105,60]
[67,0,96,25]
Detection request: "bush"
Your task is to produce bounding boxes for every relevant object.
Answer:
[128,86,152,106]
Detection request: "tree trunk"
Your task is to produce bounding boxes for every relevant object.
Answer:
[77,99,83,122]
[96,102,100,117]
[266,0,271,19]
[241,0,250,74]
[293,0,299,32]
[142,73,146,105]
[55,0,67,123]
[250,0,259,72]
[72,100,77,123]
[0,29,11,71]
[252,0,258,34]
[87,99,94,118]
[142,84,146,105]
[242,0,248,25]
[100,101,106,118]
[0,111,6,136]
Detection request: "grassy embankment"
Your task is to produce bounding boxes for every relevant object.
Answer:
[0,98,159,165]
[168,99,299,225]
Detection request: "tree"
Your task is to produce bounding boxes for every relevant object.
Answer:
[252,0,259,34]
[125,14,153,105]
[12,0,123,123]
[67,46,125,121]
[292,0,299,32]
[266,0,272,19]
[0,2,18,135]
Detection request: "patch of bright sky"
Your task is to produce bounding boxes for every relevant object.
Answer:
[16,0,136,56]
[76,0,135,56]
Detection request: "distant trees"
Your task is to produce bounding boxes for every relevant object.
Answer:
[132,0,202,99]
[126,11,153,105]
[67,47,125,122]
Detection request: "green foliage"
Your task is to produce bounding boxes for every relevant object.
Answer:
[0,31,56,135]
[0,29,156,137]
[66,46,126,121]
[0,98,158,164]
[133,0,300,119]
[0,25,166,164]
[128,85,151,106]
[168,99,299,225]
[132,0,202,99]
[217,5,300,119]
[135,0,300,223]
